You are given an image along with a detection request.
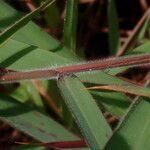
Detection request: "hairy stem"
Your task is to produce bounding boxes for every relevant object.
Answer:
[0,54,150,83]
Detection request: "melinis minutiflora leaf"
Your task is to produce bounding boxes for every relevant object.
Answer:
[0,54,149,83]
[108,0,121,55]
[63,0,78,52]
[104,84,150,150]
[0,0,55,46]
[58,76,112,149]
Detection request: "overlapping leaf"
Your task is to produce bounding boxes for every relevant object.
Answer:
[105,95,150,150]
[58,76,112,149]
[0,0,55,46]
[0,94,80,142]
[0,1,150,150]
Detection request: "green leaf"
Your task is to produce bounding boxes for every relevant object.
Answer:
[14,22,60,51]
[79,71,150,96]
[0,1,77,60]
[58,76,112,149]
[79,71,127,85]
[42,0,61,29]
[138,16,150,40]
[108,0,120,55]
[0,0,55,46]
[11,81,45,111]
[79,72,131,116]
[105,96,150,150]
[63,0,78,52]
[16,146,47,150]
[92,91,130,117]
[127,41,150,55]
[0,0,78,127]
[0,1,22,30]
[108,42,150,75]
[0,1,60,51]
[0,39,70,71]
[0,93,82,142]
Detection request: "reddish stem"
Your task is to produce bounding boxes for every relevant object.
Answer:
[24,0,37,11]
[0,54,150,83]
[16,139,87,149]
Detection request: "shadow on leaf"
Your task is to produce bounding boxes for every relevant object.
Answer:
[0,45,37,68]
[0,93,32,117]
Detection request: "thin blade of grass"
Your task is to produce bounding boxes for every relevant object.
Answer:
[80,72,132,117]
[0,0,55,46]
[80,71,129,85]
[58,76,112,149]
[0,94,81,143]
[16,146,46,150]
[91,90,130,117]
[63,0,78,52]
[0,1,60,51]
[43,1,61,30]
[108,0,121,55]
[104,82,150,150]
[11,81,45,111]
[117,8,150,56]
[104,97,150,150]
[138,15,150,40]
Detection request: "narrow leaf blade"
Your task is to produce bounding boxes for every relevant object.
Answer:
[0,1,60,51]
[58,76,112,149]
[0,94,81,142]
[108,0,120,55]
[92,91,130,117]
[0,0,55,46]
[63,0,78,52]
[105,96,150,150]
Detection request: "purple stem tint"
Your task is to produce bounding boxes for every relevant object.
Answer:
[0,54,150,83]
[16,139,87,148]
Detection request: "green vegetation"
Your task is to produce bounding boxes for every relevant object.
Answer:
[0,0,150,149]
